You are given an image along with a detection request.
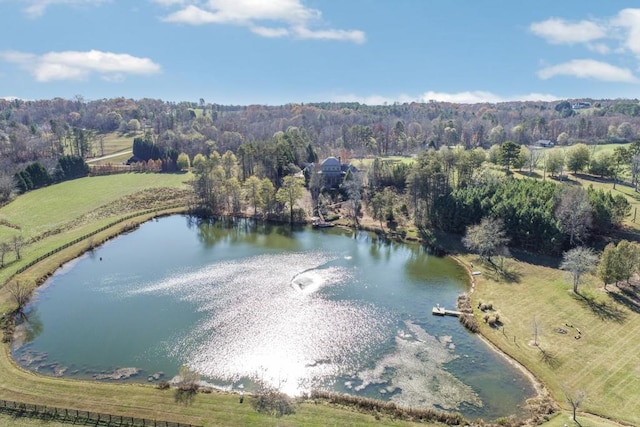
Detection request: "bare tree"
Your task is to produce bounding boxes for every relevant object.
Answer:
[0,241,10,267]
[342,171,363,226]
[564,388,586,425]
[560,247,598,294]
[556,187,592,246]
[12,235,26,260]
[174,365,200,405]
[0,173,15,203]
[462,217,510,268]
[8,281,31,311]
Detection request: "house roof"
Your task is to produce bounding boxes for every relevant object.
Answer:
[321,157,341,167]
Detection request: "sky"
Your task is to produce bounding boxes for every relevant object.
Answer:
[1,0,640,105]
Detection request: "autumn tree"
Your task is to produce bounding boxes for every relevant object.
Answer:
[597,243,619,290]
[176,152,191,171]
[615,240,640,284]
[560,246,597,294]
[260,178,276,216]
[342,171,363,226]
[276,176,305,224]
[243,175,263,216]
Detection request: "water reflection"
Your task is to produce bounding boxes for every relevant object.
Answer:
[12,216,535,420]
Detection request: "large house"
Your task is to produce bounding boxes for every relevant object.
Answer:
[318,156,358,188]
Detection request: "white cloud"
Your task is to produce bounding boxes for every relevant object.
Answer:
[292,26,365,44]
[1,50,161,82]
[531,9,640,84]
[530,18,606,44]
[613,8,640,57]
[588,43,611,55]
[21,0,109,17]
[332,91,559,106]
[157,0,365,43]
[537,59,638,83]
[250,26,289,38]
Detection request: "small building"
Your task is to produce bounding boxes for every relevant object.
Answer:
[571,102,591,110]
[534,139,554,148]
[318,156,358,188]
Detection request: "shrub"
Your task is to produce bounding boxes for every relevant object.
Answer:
[157,381,170,390]
[459,313,479,333]
[252,388,295,417]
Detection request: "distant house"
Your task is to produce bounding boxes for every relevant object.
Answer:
[571,102,591,110]
[318,156,358,188]
[534,139,554,148]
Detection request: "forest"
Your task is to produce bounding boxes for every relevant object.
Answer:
[1,96,639,257]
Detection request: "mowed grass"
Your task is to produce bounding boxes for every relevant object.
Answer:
[0,342,429,427]
[97,132,136,156]
[0,173,190,241]
[351,155,415,170]
[458,252,640,426]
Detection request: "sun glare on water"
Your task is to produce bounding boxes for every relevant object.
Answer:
[131,252,391,395]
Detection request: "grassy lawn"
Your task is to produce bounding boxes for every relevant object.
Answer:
[0,173,190,241]
[351,155,415,170]
[457,251,640,426]
[95,132,137,156]
[0,341,428,427]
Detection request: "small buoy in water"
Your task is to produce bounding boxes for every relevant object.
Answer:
[100,257,102,261]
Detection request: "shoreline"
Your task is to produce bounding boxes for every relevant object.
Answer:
[8,213,549,413]
[449,254,547,399]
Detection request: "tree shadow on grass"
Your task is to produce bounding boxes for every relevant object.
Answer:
[538,347,562,369]
[608,285,640,314]
[174,387,197,406]
[572,292,627,323]
[514,170,543,179]
[482,262,522,284]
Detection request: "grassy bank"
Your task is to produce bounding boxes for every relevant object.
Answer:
[458,251,640,426]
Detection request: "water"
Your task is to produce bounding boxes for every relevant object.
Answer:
[12,215,535,420]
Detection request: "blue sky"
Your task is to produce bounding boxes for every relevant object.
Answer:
[1,0,640,105]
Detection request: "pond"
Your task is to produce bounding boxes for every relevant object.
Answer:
[12,215,535,420]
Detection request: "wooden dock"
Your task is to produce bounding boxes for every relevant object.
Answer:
[432,305,462,317]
